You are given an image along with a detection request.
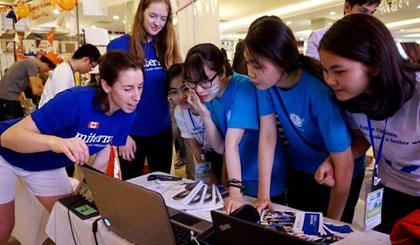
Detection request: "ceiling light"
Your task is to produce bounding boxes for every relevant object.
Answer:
[417,4,420,8]
[91,25,96,29]
[402,33,420,38]
[123,20,126,24]
[53,9,60,15]
[286,21,292,25]
[113,15,120,20]
[220,0,340,33]
[386,18,420,28]
[400,29,405,32]
[328,22,332,26]
[299,37,304,41]
[329,11,336,15]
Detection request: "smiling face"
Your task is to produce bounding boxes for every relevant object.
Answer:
[244,49,285,90]
[102,68,144,115]
[169,74,191,109]
[319,49,372,101]
[143,2,169,40]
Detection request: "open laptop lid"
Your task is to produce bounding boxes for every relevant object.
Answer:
[210,210,316,245]
[81,164,176,245]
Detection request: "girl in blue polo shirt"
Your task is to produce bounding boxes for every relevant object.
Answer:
[0,51,143,244]
[244,16,354,220]
[184,43,287,214]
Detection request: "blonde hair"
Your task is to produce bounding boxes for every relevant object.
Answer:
[130,0,181,69]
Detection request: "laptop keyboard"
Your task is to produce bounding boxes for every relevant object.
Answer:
[171,223,192,245]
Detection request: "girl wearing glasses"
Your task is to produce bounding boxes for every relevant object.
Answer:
[184,43,287,214]
[319,14,420,233]
[0,51,143,243]
[107,0,181,179]
[244,16,354,220]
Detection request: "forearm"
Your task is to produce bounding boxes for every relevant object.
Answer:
[257,117,277,199]
[1,117,57,153]
[185,138,202,162]
[203,117,225,154]
[327,148,354,220]
[225,138,242,196]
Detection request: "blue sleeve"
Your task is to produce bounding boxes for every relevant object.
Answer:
[256,89,275,116]
[107,35,130,52]
[228,82,259,130]
[313,88,351,153]
[31,90,78,134]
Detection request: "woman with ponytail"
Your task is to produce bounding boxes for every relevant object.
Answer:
[244,16,354,220]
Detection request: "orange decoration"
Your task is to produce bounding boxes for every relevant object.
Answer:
[51,0,57,9]
[57,0,76,11]
[16,2,30,19]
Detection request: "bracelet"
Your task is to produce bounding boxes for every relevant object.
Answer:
[228,178,242,184]
[227,182,244,193]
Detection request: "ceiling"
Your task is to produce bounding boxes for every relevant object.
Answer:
[1,0,420,42]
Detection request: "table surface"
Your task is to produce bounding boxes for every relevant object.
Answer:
[45,172,390,245]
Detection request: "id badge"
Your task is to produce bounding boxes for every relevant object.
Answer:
[363,184,384,231]
[195,162,211,183]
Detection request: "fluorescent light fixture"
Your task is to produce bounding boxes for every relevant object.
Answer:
[220,0,341,32]
[286,21,292,25]
[417,4,420,8]
[221,33,247,40]
[123,20,126,24]
[386,18,420,28]
[402,33,420,38]
[299,37,305,40]
[91,25,96,29]
[400,29,405,32]
[329,11,336,15]
[328,22,332,26]
[53,9,60,15]
[113,15,120,20]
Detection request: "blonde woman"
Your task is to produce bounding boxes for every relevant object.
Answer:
[108,0,181,179]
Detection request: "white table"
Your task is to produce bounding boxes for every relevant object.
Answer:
[12,176,79,245]
[45,172,390,245]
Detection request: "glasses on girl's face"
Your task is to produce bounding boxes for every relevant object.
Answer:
[184,72,219,89]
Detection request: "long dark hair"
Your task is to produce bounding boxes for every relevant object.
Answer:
[244,16,323,81]
[93,51,144,112]
[320,14,420,120]
[232,40,248,75]
[130,0,180,69]
[184,43,233,83]
[165,63,184,94]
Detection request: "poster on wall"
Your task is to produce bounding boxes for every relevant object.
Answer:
[28,0,55,26]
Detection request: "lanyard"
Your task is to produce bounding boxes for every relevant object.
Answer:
[187,109,206,160]
[68,61,76,84]
[367,117,388,187]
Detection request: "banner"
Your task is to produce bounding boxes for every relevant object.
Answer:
[28,0,55,26]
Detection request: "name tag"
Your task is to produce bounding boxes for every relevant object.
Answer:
[364,184,384,231]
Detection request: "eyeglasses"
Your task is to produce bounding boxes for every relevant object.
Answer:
[184,72,219,89]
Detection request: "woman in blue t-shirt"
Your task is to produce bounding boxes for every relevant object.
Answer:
[184,43,288,214]
[107,0,181,179]
[244,16,354,220]
[0,51,143,243]
[319,14,420,233]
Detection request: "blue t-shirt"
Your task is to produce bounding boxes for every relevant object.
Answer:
[206,73,287,196]
[257,70,352,174]
[0,87,136,171]
[107,35,171,136]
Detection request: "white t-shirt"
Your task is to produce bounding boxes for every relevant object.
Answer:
[39,62,75,108]
[346,75,420,196]
[306,27,329,60]
[174,105,213,150]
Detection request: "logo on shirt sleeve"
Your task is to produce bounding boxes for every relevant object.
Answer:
[87,121,100,129]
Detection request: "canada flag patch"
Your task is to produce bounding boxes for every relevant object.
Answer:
[87,121,100,129]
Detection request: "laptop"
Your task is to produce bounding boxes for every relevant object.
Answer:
[81,164,213,245]
[208,210,316,245]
